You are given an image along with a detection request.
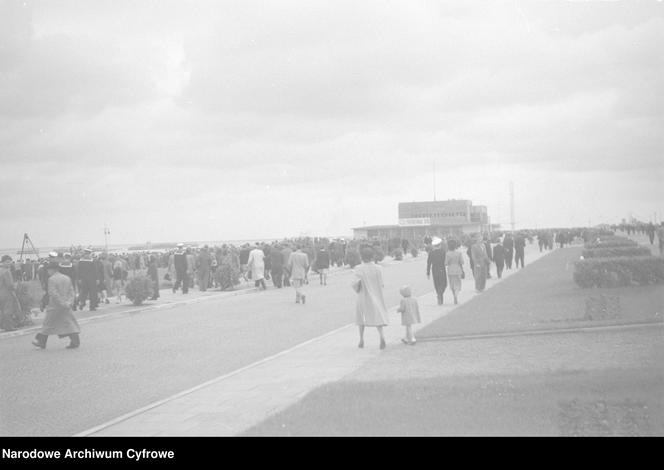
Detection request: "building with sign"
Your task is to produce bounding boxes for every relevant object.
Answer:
[352,199,494,242]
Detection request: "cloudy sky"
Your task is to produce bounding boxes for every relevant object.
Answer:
[1,0,663,249]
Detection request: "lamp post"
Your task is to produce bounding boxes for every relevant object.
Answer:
[104,225,110,253]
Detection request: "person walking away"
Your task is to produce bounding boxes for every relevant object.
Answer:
[172,244,189,294]
[484,235,493,279]
[493,240,506,279]
[112,258,124,303]
[352,247,389,349]
[426,237,448,305]
[647,222,656,245]
[503,234,514,270]
[94,254,109,305]
[248,244,267,290]
[315,246,330,286]
[77,248,99,311]
[269,244,284,288]
[32,261,81,349]
[186,247,196,289]
[657,223,664,255]
[0,256,19,331]
[470,234,491,292]
[444,239,464,305]
[100,254,113,305]
[281,244,293,287]
[58,254,78,310]
[397,285,420,345]
[514,234,526,269]
[556,231,565,249]
[196,246,212,292]
[288,245,310,303]
[148,255,160,300]
[239,244,251,282]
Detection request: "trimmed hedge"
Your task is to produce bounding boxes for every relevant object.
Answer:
[582,246,652,258]
[584,239,638,250]
[574,256,664,288]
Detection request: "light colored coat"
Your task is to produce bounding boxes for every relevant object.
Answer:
[288,251,309,280]
[40,272,80,336]
[352,262,389,327]
[445,250,464,276]
[247,248,265,281]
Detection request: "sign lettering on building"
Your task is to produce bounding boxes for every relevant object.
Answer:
[398,218,431,226]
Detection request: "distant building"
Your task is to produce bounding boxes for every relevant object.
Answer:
[353,199,494,241]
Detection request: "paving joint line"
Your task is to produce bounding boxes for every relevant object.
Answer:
[417,320,664,343]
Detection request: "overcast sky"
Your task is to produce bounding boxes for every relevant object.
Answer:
[1,0,663,248]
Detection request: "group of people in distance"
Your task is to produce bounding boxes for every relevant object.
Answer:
[424,231,527,307]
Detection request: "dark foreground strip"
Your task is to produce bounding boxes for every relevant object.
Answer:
[417,320,664,343]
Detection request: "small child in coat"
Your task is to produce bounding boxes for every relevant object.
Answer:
[397,285,420,345]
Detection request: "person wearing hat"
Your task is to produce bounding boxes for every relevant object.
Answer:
[426,237,448,305]
[58,253,78,310]
[32,260,81,349]
[76,248,99,311]
[470,233,491,292]
[0,255,19,331]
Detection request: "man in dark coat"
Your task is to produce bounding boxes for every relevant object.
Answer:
[315,246,330,286]
[426,237,447,305]
[77,248,99,311]
[172,244,189,294]
[269,244,284,288]
[647,222,656,245]
[503,234,514,270]
[514,234,526,269]
[492,240,506,279]
[148,255,160,300]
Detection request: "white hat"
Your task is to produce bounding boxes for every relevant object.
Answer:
[431,237,442,246]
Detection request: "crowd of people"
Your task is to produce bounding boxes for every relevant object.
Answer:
[3,222,662,350]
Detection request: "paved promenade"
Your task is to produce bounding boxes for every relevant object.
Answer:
[81,242,549,436]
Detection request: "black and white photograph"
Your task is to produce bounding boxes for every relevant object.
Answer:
[1,0,663,444]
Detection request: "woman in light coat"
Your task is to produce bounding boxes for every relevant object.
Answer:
[247,245,266,290]
[352,247,389,349]
[445,239,465,304]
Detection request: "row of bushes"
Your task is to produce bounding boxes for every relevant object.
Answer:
[574,256,664,288]
[581,246,652,259]
[584,238,637,250]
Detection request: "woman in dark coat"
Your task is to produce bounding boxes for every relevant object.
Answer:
[426,237,448,305]
[148,255,160,300]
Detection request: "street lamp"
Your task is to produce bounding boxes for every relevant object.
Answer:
[104,225,110,252]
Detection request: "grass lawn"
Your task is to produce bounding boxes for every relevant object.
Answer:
[242,367,663,436]
[417,247,663,338]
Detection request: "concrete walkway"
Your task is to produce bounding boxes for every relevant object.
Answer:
[80,242,552,436]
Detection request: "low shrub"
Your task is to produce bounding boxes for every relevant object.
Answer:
[411,247,419,258]
[372,247,385,262]
[584,238,638,250]
[573,256,664,288]
[124,275,154,305]
[216,262,241,291]
[582,246,651,258]
[391,248,404,261]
